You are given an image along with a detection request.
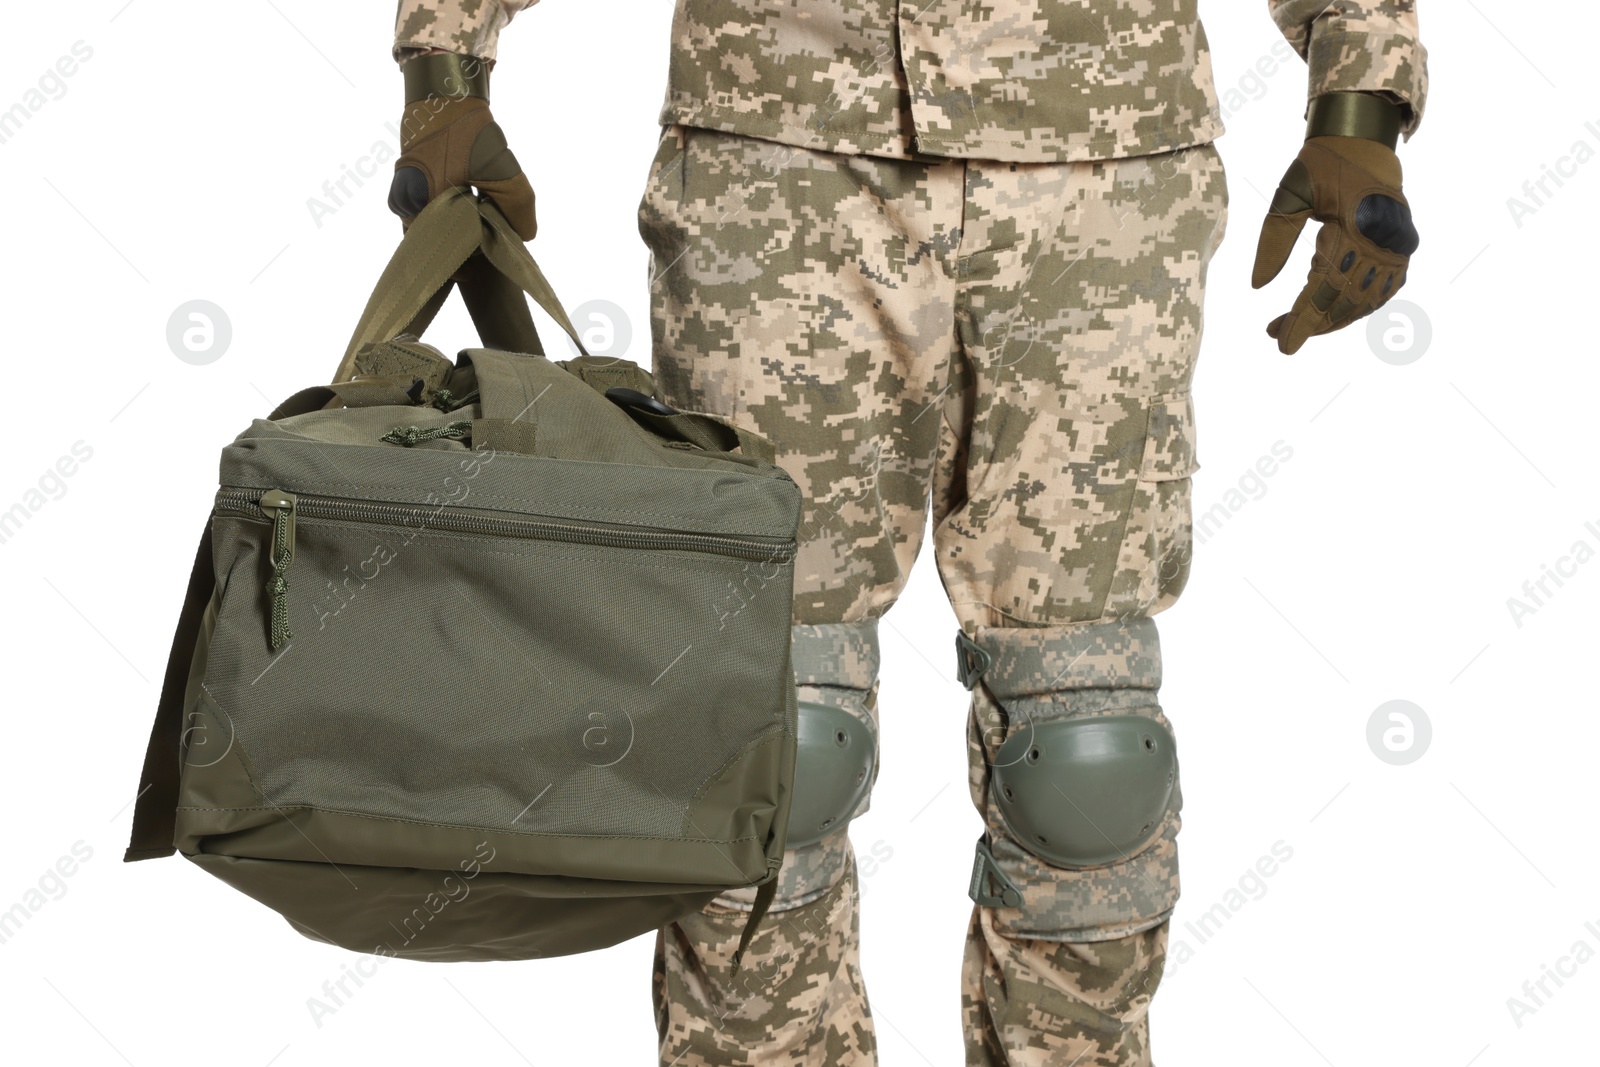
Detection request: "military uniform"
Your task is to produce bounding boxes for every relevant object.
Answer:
[392,4,1428,1065]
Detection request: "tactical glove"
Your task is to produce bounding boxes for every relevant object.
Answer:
[388,52,537,240]
[1252,93,1419,355]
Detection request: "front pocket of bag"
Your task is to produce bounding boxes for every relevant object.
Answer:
[199,494,796,845]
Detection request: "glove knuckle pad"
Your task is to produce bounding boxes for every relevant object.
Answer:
[1356,194,1420,255]
[387,166,431,218]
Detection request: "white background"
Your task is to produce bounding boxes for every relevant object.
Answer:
[2,2,1596,1065]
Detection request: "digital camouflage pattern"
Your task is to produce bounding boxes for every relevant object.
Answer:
[638,123,960,628]
[1272,0,1429,123]
[963,618,1164,699]
[653,851,876,1066]
[789,620,879,690]
[635,121,1224,1064]
[394,0,514,61]
[964,908,1167,1066]
[394,0,1428,162]
[896,1,1221,161]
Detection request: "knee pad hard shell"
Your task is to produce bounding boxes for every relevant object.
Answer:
[788,699,876,849]
[991,714,1177,869]
[714,620,880,912]
[960,619,1182,941]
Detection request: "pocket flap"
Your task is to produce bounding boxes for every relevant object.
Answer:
[1139,393,1199,480]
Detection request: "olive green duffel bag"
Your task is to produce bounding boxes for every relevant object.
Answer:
[124,189,801,967]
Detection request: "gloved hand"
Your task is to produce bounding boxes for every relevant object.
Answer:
[387,51,537,240]
[1252,93,1419,355]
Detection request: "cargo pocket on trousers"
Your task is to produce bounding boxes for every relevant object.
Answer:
[1103,393,1200,623]
[636,124,740,420]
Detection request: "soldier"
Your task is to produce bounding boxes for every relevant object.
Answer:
[386,3,1427,1064]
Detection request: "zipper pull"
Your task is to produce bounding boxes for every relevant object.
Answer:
[259,490,297,650]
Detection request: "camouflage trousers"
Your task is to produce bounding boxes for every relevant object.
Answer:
[639,124,1228,1066]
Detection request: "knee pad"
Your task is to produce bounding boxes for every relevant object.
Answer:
[960,622,1182,940]
[990,713,1177,869]
[781,620,880,850]
[715,621,879,912]
[786,699,876,849]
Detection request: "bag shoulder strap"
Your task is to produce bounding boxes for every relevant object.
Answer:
[124,525,215,862]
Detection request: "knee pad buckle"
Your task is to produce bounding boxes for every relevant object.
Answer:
[969,836,1023,908]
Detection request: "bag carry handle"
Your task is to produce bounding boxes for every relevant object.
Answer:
[335,189,780,466]
[335,189,588,383]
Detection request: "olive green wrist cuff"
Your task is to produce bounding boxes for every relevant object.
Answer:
[403,51,491,104]
[1306,92,1402,149]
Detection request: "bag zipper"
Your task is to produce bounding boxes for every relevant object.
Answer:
[216,488,795,648]
[259,490,297,650]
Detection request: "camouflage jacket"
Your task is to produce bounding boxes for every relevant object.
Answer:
[394,1,1427,163]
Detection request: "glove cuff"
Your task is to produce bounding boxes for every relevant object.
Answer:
[403,51,491,105]
[1306,92,1402,150]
